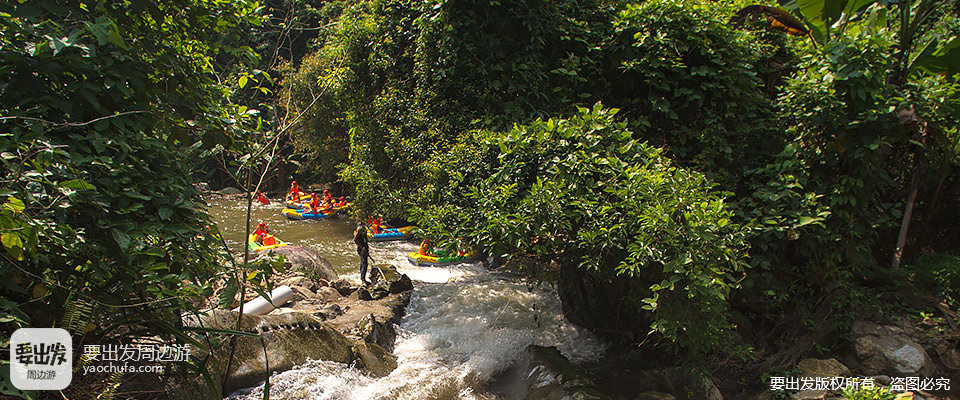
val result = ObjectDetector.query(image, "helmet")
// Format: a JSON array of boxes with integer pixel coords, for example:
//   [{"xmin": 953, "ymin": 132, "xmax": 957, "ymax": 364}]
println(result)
[
  {"xmin": 323, "ymin": 189, "xmax": 329, "ymax": 194},
  {"xmin": 257, "ymin": 220, "xmax": 265, "ymax": 226}
]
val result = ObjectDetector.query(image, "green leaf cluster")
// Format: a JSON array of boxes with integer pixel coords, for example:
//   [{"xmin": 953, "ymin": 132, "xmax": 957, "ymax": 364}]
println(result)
[
  {"xmin": 0, "ymin": 0, "xmax": 263, "ymax": 386},
  {"xmin": 412, "ymin": 104, "xmax": 749, "ymax": 356}
]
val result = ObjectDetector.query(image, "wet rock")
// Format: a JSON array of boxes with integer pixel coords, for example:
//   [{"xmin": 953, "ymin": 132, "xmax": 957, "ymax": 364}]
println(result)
[
  {"xmin": 174, "ymin": 310, "xmax": 354, "ymax": 397},
  {"xmin": 315, "ymin": 286, "xmax": 341, "ymax": 302},
  {"xmin": 369, "ymin": 264, "xmax": 413, "ymax": 294},
  {"xmin": 798, "ymin": 358, "xmax": 851, "ymax": 377},
  {"xmin": 352, "ymin": 341, "xmax": 398, "ymax": 378},
  {"xmin": 219, "ymin": 186, "xmax": 242, "ymax": 194},
  {"xmin": 557, "ymin": 258, "xmax": 651, "ymax": 342},
  {"xmin": 390, "ymin": 274, "xmax": 414, "ymax": 294},
  {"xmin": 359, "ymin": 265, "xmax": 412, "ymax": 300},
  {"xmin": 326, "ymin": 292, "xmax": 410, "ymax": 349},
  {"xmin": 331, "ymin": 279, "xmax": 355, "ymax": 296},
  {"xmin": 358, "ymin": 285, "xmax": 389, "ymax": 300},
  {"xmin": 631, "ymin": 367, "xmax": 723, "ymax": 400},
  {"xmin": 490, "ymin": 345, "xmax": 607, "ymax": 400},
  {"xmin": 934, "ymin": 342, "xmax": 960, "ymax": 370},
  {"xmin": 253, "ymin": 246, "xmax": 338, "ymax": 282},
  {"xmin": 852, "ymin": 321, "xmax": 936, "ymax": 376},
  {"xmin": 355, "ymin": 313, "xmax": 397, "ymax": 352}
]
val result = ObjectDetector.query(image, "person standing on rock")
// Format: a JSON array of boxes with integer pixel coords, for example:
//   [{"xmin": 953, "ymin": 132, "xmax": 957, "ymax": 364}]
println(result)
[{"xmin": 354, "ymin": 224, "xmax": 370, "ymax": 285}]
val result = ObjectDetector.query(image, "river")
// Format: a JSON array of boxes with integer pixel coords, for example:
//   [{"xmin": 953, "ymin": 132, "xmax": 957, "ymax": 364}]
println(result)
[{"xmin": 207, "ymin": 197, "xmax": 607, "ymax": 399}]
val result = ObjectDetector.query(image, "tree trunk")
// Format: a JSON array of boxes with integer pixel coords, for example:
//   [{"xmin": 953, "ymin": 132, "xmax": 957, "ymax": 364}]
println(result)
[{"xmin": 891, "ymin": 166, "xmax": 921, "ymax": 268}]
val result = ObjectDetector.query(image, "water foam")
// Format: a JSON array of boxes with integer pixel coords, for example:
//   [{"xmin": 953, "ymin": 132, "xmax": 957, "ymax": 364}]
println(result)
[{"xmin": 228, "ymin": 250, "xmax": 606, "ymax": 400}]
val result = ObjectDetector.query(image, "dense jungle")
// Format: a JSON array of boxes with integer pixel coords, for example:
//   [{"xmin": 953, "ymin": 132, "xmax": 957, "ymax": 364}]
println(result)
[{"xmin": 1, "ymin": 0, "xmax": 959, "ymax": 399}]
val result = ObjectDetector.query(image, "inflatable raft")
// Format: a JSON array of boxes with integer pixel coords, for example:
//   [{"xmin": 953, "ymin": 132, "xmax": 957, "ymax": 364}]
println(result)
[
  {"xmin": 248, "ymin": 233, "xmax": 288, "ymax": 252},
  {"xmin": 368, "ymin": 226, "xmax": 415, "ymax": 242},
  {"xmin": 406, "ymin": 250, "xmax": 478, "ymax": 266},
  {"xmin": 281, "ymin": 207, "xmax": 337, "ymax": 220},
  {"xmin": 284, "ymin": 194, "xmax": 312, "ymax": 209}
]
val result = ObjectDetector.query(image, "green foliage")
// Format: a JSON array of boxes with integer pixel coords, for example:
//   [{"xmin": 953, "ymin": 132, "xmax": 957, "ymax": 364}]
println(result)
[
  {"xmin": 285, "ymin": 0, "xmax": 617, "ymax": 218},
  {"xmin": 841, "ymin": 385, "xmax": 895, "ymax": 400},
  {"xmin": 606, "ymin": 0, "xmax": 782, "ymax": 187},
  {"xmin": 910, "ymin": 253, "xmax": 960, "ymax": 310},
  {"xmin": 414, "ymin": 104, "xmax": 749, "ymax": 355},
  {"xmin": 0, "ymin": 0, "xmax": 261, "ymax": 376}
]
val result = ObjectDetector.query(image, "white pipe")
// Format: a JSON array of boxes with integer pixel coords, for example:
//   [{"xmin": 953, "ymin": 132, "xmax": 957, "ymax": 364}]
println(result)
[{"xmin": 233, "ymin": 285, "xmax": 294, "ymax": 315}]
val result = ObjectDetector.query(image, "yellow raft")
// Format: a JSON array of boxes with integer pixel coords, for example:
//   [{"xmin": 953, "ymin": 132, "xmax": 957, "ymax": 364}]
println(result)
[
  {"xmin": 368, "ymin": 226, "xmax": 415, "ymax": 242},
  {"xmin": 281, "ymin": 207, "xmax": 337, "ymax": 220},
  {"xmin": 406, "ymin": 249, "xmax": 478, "ymax": 266},
  {"xmin": 248, "ymin": 233, "xmax": 288, "ymax": 252}
]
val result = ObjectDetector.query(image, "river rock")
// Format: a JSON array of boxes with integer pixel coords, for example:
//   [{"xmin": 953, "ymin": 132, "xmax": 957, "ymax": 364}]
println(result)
[
  {"xmin": 798, "ymin": 358, "xmax": 851, "ymax": 377},
  {"xmin": 331, "ymin": 279, "xmax": 355, "ymax": 296},
  {"xmin": 219, "ymin": 186, "xmax": 242, "ymax": 194},
  {"xmin": 316, "ymin": 286, "xmax": 342, "ymax": 302},
  {"xmin": 171, "ymin": 310, "xmax": 354, "ymax": 397},
  {"xmin": 352, "ymin": 341, "xmax": 398, "ymax": 378},
  {"xmin": 489, "ymin": 345, "xmax": 607, "ymax": 400},
  {"xmin": 194, "ymin": 182, "xmax": 210, "ymax": 192},
  {"xmin": 358, "ymin": 285, "xmax": 390, "ymax": 300},
  {"xmin": 852, "ymin": 321, "xmax": 935, "ymax": 376},
  {"xmin": 390, "ymin": 274, "xmax": 414, "ymax": 293},
  {"xmin": 369, "ymin": 264, "xmax": 414, "ymax": 293},
  {"xmin": 359, "ymin": 265, "xmax": 413, "ymax": 300},
  {"xmin": 253, "ymin": 245, "xmax": 338, "ymax": 282},
  {"xmin": 557, "ymin": 258, "xmax": 651, "ymax": 342},
  {"xmin": 355, "ymin": 313, "xmax": 397, "ymax": 352},
  {"xmin": 326, "ymin": 292, "xmax": 411, "ymax": 349},
  {"xmin": 632, "ymin": 367, "xmax": 724, "ymax": 400},
  {"xmin": 313, "ymin": 303, "xmax": 343, "ymax": 321}
]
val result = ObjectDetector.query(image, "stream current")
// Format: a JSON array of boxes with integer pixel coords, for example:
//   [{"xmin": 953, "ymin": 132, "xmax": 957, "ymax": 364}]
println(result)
[{"xmin": 208, "ymin": 197, "xmax": 606, "ymax": 399}]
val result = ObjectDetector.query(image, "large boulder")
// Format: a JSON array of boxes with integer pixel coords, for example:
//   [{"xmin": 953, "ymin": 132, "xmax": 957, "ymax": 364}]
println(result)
[
  {"xmin": 851, "ymin": 321, "xmax": 936, "ymax": 376},
  {"xmin": 358, "ymin": 264, "xmax": 413, "ymax": 300},
  {"xmin": 798, "ymin": 358, "xmax": 851, "ymax": 378},
  {"xmin": 253, "ymin": 245, "xmax": 338, "ymax": 282},
  {"xmin": 631, "ymin": 367, "xmax": 724, "ymax": 400},
  {"xmin": 355, "ymin": 313, "xmax": 397, "ymax": 352},
  {"xmin": 170, "ymin": 310, "xmax": 354, "ymax": 398},
  {"xmin": 489, "ymin": 345, "xmax": 607, "ymax": 400},
  {"xmin": 557, "ymin": 259, "xmax": 652, "ymax": 341},
  {"xmin": 352, "ymin": 341, "xmax": 398, "ymax": 378}
]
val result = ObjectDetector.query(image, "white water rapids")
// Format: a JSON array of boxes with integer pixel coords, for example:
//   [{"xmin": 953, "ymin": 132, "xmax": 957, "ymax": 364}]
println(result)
[{"xmin": 226, "ymin": 241, "xmax": 607, "ymax": 400}]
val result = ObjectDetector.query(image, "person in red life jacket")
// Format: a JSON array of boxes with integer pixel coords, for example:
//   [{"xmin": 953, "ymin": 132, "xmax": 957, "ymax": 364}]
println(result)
[
  {"xmin": 370, "ymin": 215, "xmax": 384, "ymax": 234},
  {"xmin": 419, "ymin": 239, "xmax": 433, "ymax": 256},
  {"xmin": 322, "ymin": 189, "xmax": 333, "ymax": 207},
  {"xmin": 309, "ymin": 193, "xmax": 321, "ymax": 213},
  {"xmin": 256, "ymin": 191, "xmax": 269, "ymax": 204},
  {"xmin": 287, "ymin": 181, "xmax": 301, "ymax": 201},
  {"xmin": 254, "ymin": 221, "xmax": 270, "ymax": 244},
  {"xmin": 337, "ymin": 196, "xmax": 347, "ymax": 207}
]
